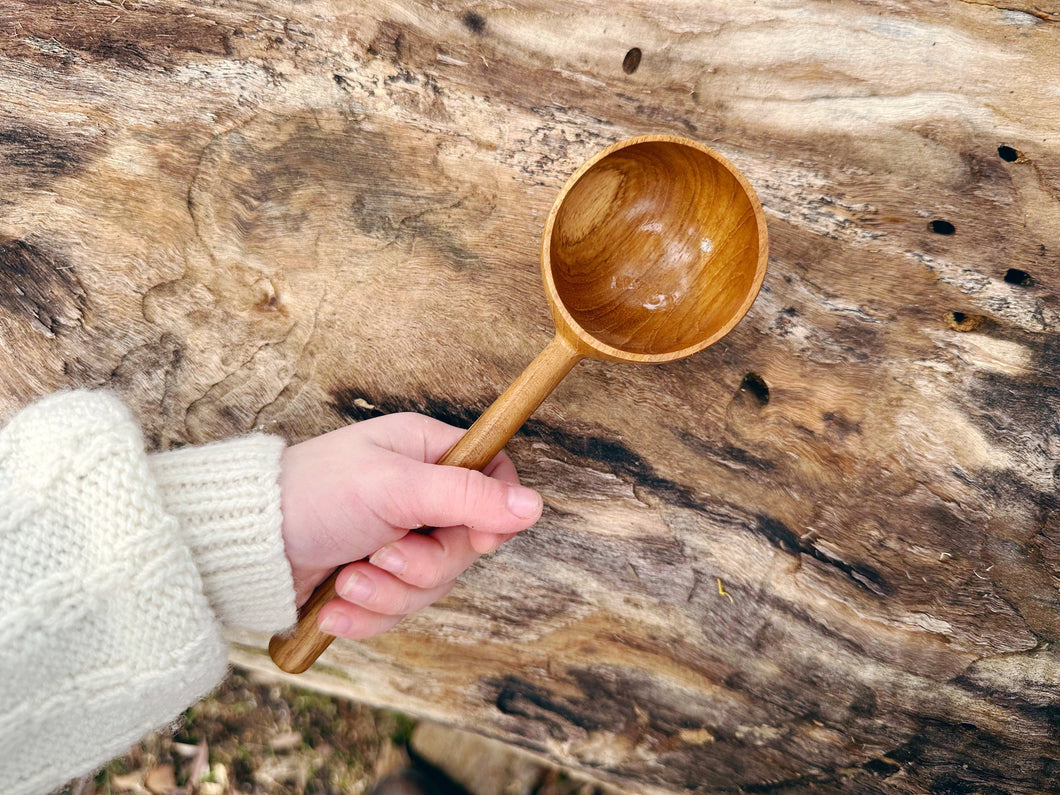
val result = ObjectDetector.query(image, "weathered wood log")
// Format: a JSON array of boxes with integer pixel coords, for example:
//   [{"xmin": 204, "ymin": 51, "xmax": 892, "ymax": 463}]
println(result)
[
  {"xmin": 1, "ymin": 2, "xmax": 1058, "ymax": 792},
  {"xmin": 271, "ymin": 134, "xmax": 772, "ymax": 673}
]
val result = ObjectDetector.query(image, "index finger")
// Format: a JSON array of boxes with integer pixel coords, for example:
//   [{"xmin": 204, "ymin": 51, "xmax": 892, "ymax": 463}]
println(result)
[{"xmin": 361, "ymin": 412, "xmax": 519, "ymax": 476}]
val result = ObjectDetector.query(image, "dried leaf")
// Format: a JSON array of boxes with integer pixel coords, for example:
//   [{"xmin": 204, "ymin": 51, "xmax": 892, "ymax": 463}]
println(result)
[
  {"xmin": 109, "ymin": 772, "xmax": 147, "ymax": 794},
  {"xmin": 170, "ymin": 742, "xmax": 200, "ymax": 760},
  {"xmin": 144, "ymin": 763, "xmax": 176, "ymax": 794},
  {"xmin": 186, "ymin": 740, "xmax": 209, "ymax": 785}
]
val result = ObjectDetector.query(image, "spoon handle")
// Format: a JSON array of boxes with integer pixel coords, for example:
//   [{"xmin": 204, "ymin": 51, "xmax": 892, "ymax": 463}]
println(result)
[
  {"xmin": 435, "ymin": 334, "xmax": 582, "ymax": 469},
  {"xmin": 268, "ymin": 334, "xmax": 583, "ymax": 674}
]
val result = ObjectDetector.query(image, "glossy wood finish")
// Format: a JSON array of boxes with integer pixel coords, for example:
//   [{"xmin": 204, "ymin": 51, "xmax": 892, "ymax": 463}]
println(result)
[
  {"xmin": 545, "ymin": 136, "xmax": 768, "ymax": 362},
  {"xmin": 268, "ymin": 570, "xmax": 341, "ymax": 674},
  {"xmin": 268, "ymin": 136, "xmax": 768, "ymax": 673}
]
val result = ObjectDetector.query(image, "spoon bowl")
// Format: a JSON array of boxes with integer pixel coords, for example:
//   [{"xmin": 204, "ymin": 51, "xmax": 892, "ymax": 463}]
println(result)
[
  {"xmin": 545, "ymin": 135, "xmax": 767, "ymax": 361},
  {"xmin": 269, "ymin": 135, "xmax": 768, "ymax": 674}
]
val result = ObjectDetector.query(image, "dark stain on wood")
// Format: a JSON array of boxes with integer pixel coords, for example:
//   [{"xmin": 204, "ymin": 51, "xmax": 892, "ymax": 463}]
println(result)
[
  {"xmin": 848, "ymin": 683, "xmax": 878, "ymax": 717},
  {"xmin": 367, "ymin": 20, "xmax": 411, "ymax": 62},
  {"xmin": 68, "ymin": 34, "xmax": 152, "ymax": 69},
  {"xmin": 447, "ymin": 573, "xmax": 587, "ymax": 629},
  {"xmin": 972, "ymin": 346, "xmax": 1060, "ymax": 449},
  {"xmin": 753, "ymin": 513, "xmax": 801, "ymax": 554},
  {"xmin": 195, "ymin": 113, "xmax": 484, "ymax": 272},
  {"xmin": 0, "ymin": 238, "xmax": 86, "ymax": 335},
  {"xmin": 491, "ymin": 666, "xmax": 727, "ymax": 761},
  {"xmin": 0, "ymin": 122, "xmax": 100, "ymax": 189},
  {"xmin": 332, "ymin": 387, "xmax": 892, "ymax": 598},
  {"xmin": 6, "ymin": 5, "xmax": 234, "ymax": 68},
  {"xmin": 756, "ymin": 513, "xmax": 889, "ymax": 597},
  {"xmin": 462, "ymin": 11, "xmax": 487, "ymax": 35},
  {"xmin": 332, "ymin": 390, "xmax": 702, "ymax": 510},
  {"xmin": 331, "ymin": 389, "xmax": 478, "ymax": 427},
  {"xmin": 671, "ymin": 429, "xmax": 778, "ymax": 474},
  {"xmin": 492, "ymin": 673, "xmax": 631, "ymax": 738},
  {"xmin": 884, "ymin": 716, "xmax": 1051, "ymax": 794},
  {"xmin": 964, "ymin": 337, "xmax": 1060, "ymax": 521},
  {"xmin": 951, "ymin": 671, "xmax": 1060, "ymax": 739}
]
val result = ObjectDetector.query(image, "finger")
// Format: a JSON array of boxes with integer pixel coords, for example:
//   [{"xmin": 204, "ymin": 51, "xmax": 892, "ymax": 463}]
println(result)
[
  {"xmin": 291, "ymin": 566, "xmax": 338, "ymax": 608},
  {"xmin": 392, "ymin": 460, "xmax": 542, "ymax": 535},
  {"xmin": 335, "ymin": 561, "xmax": 455, "ymax": 616},
  {"xmin": 470, "ymin": 457, "xmax": 522, "ymax": 554},
  {"xmin": 467, "ymin": 530, "xmax": 518, "ymax": 555},
  {"xmin": 369, "ymin": 525, "xmax": 485, "ymax": 590},
  {"xmin": 360, "ymin": 413, "xmax": 522, "ymax": 476},
  {"xmin": 356, "ymin": 412, "xmax": 466, "ymax": 463},
  {"xmin": 318, "ymin": 599, "xmax": 404, "ymax": 640},
  {"xmin": 481, "ymin": 451, "xmax": 520, "ymax": 485}
]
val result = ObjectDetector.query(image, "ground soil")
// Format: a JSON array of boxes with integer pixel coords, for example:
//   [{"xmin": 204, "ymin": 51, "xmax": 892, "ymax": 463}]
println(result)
[{"xmin": 60, "ymin": 667, "xmax": 610, "ymax": 795}]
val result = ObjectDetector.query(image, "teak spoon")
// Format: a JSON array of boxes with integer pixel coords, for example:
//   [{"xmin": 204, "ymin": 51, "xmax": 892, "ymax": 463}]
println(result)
[{"xmin": 269, "ymin": 134, "xmax": 769, "ymax": 674}]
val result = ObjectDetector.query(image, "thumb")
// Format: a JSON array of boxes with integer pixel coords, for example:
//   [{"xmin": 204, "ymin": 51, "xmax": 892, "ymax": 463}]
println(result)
[{"xmin": 398, "ymin": 461, "xmax": 543, "ymax": 534}]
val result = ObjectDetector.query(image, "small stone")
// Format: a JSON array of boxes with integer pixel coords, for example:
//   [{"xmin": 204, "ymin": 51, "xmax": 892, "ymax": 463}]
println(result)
[
  {"xmin": 210, "ymin": 763, "xmax": 230, "ymax": 788},
  {"xmin": 269, "ymin": 731, "xmax": 303, "ymax": 752}
]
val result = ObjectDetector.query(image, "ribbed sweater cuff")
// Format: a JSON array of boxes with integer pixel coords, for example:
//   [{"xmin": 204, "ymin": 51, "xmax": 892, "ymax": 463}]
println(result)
[{"xmin": 148, "ymin": 435, "xmax": 297, "ymax": 634}]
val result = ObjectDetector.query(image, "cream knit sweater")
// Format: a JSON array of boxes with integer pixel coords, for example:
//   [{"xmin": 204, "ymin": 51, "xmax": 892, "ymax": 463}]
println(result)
[{"xmin": 0, "ymin": 391, "xmax": 297, "ymax": 794}]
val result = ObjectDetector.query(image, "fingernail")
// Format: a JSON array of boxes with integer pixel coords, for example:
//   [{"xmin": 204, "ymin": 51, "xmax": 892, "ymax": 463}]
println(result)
[
  {"xmin": 340, "ymin": 571, "xmax": 375, "ymax": 603},
  {"xmin": 320, "ymin": 613, "xmax": 351, "ymax": 636},
  {"xmin": 370, "ymin": 545, "xmax": 406, "ymax": 575},
  {"xmin": 483, "ymin": 534, "xmax": 508, "ymax": 553},
  {"xmin": 506, "ymin": 485, "xmax": 542, "ymax": 519}
]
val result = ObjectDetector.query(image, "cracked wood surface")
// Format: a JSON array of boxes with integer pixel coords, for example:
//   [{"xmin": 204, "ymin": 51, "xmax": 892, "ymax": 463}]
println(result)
[{"xmin": 1, "ymin": 1, "xmax": 1059, "ymax": 792}]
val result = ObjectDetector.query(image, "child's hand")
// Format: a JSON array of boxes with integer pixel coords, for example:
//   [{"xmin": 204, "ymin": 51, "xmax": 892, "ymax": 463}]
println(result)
[{"xmin": 278, "ymin": 413, "xmax": 542, "ymax": 639}]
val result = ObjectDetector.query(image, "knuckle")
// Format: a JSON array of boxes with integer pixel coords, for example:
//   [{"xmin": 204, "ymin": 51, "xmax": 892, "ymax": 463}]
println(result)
[
  {"xmin": 457, "ymin": 472, "xmax": 499, "ymax": 528},
  {"xmin": 339, "ymin": 614, "xmax": 388, "ymax": 640},
  {"xmin": 365, "ymin": 614, "xmax": 403, "ymax": 639},
  {"xmin": 408, "ymin": 566, "xmax": 446, "ymax": 590}
]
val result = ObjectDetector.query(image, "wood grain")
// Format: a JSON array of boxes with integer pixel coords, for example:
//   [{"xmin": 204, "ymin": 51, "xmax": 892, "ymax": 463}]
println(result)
[
  {"xmin": 1, "ymin": 1, "xmax": 1058, "ymax": 792},
  {"xmin": 544, "ymin": 135, "xmax": 768, "ymax": 361},
  {"xmin": 271, "ymin": 134, "xmax": 768, "ymax": 672}
]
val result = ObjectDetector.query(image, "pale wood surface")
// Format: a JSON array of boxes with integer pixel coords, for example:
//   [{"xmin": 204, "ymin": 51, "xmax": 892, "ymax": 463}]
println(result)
[{"xmin": 2, "ymin": 2, "xmax": 1059, "ymax": 793}]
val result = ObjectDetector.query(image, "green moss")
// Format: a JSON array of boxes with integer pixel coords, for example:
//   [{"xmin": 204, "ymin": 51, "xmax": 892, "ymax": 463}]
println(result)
[{"xmin": 388, "ymin": 711, "xmax": 417, "ymax": 746}]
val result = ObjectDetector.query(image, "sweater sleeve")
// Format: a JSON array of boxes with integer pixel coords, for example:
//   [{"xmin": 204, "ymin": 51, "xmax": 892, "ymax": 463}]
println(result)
[{"xmin": 0, "ymin": 391, "xmax": 297, "ymax": 795}]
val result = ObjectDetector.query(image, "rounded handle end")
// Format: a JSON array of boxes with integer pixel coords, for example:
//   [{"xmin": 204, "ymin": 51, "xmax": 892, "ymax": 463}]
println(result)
[{"xmin": 268, "ymin": 570, "xmax": 341, "ymax": 673}]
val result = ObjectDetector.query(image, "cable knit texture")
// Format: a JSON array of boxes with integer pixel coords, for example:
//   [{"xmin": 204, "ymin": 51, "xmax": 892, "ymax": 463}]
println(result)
[{"xmin": 0, "ymin": 391, "xmax": 296, "ymax": 794}]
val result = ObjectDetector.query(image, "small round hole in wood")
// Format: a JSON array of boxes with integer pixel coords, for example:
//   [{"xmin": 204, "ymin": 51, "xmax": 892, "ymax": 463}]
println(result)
[
  {"xmin": 945, "ymin": 311, "xmax": 985, "ymax": 332},
  {"xmin": 997, "ymin": 145, "xmax": 1019, "ymax": 162},
  {"xmin": 740, "ymin": 372, "xmax": 770, "ymax": 405},
  {"xmin": 623, "ymin": 47, "xmax": 642, "ymax": 74},
  {"xmin": 1004, "ymin": 268, "xmax": 1033, "ymax": 287}
]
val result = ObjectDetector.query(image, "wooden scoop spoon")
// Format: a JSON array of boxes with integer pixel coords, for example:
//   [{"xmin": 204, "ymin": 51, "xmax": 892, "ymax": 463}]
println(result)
[{"xmin": 269, "ymin": 134, "xmax": 769, "ymax": 673}]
